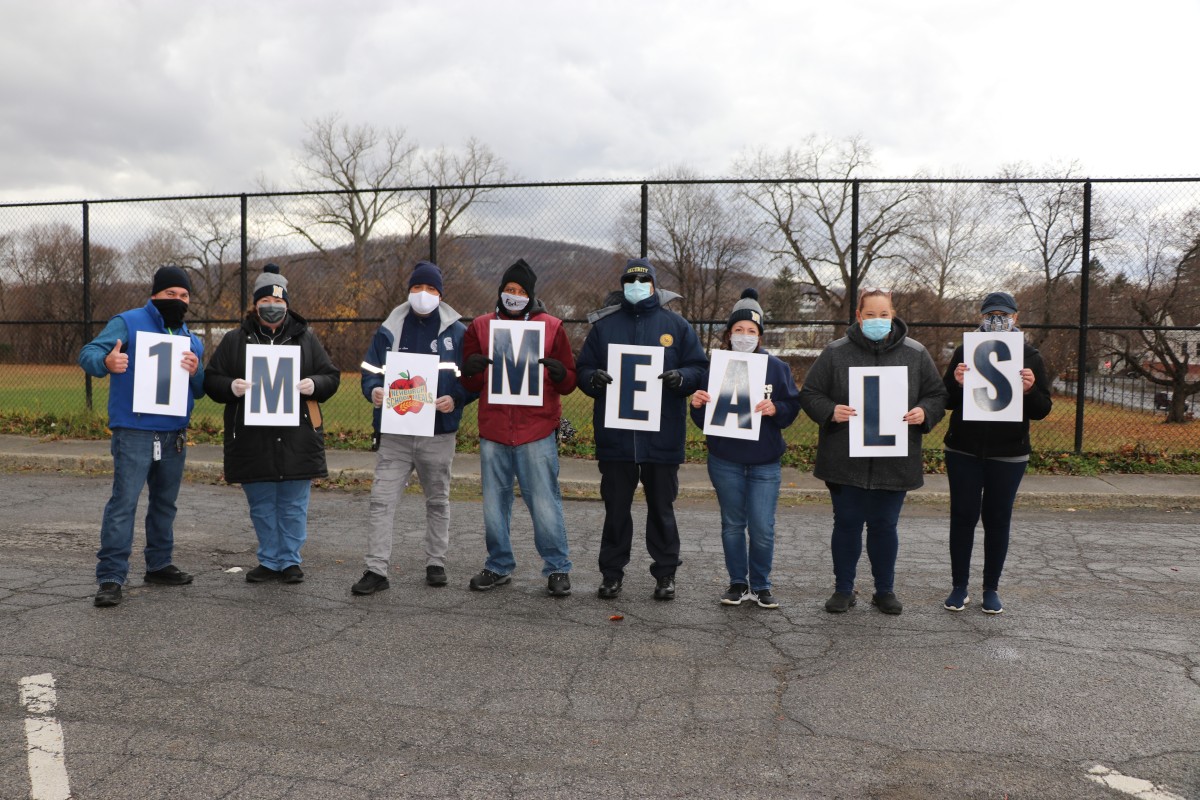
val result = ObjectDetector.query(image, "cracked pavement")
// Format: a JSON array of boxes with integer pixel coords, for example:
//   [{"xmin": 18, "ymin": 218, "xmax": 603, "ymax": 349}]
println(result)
[{"xmin": 1, "ymin": 472, "xmax": 1197, "ymax": 799}]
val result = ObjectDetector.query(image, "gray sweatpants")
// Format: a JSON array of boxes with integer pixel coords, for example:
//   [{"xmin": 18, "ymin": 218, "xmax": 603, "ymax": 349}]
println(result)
[{"xmin": 365, "ymin": 432, "xmax": 456, "ymax": 576}]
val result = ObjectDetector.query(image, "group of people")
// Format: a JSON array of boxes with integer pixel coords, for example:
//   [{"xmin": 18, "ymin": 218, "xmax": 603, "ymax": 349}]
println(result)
[{"xmin": 79, "ymin": 260, "xmax": 1052, "ymax": 617}]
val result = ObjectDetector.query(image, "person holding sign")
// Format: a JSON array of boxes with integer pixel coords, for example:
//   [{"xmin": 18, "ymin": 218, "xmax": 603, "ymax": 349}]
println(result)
[
  {"xmin": 800, "ymin": 287, "xmax": 947, "ymax": 616},
  {"xmin": 352, "ymin": 261, "xmax": 476, "ymax": 596},
  {"xmin": 459, "ymin": 259, "xmax": 577, "ymax": 596},
  {"xmin": 204, "ymin": 264, "xmax": 340, "ymax": 585},
  {"xmin": 78, "ymin": 265, "xmax": 205, "ymax": 607},
  {"xmin": 941, "ymin": 292, "xmax": 1052, "ymax": 615},
  {"xmin": 576, "ymin": 257, "xmax": 708, "ymax": 601},
  {"xmin": 690, "ymin": 289, "xmax": 800, "ymax": 610}
]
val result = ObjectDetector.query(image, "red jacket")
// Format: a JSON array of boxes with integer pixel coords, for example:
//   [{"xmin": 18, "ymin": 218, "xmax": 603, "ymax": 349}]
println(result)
[{"xmin": 460, "ymin": 306, "xmax": 577, "ymax": 446}]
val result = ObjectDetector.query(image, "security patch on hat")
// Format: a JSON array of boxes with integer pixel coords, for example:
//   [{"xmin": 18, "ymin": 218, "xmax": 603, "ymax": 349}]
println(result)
[
  {"xmin": 272, "ymin": 286, "xmax": 284, "ymax": 299},
  {"xmin": 659, "ymin": 333, "xmax": 674, "ymax": 347}
]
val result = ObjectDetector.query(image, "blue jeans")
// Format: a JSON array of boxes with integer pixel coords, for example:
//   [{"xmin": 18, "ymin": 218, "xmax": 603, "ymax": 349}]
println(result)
[
  {"xmin": 827, "ymin": 483, "xmax": 907, "ymax": 594},
  {"xmin": 480, "ymin": 434, "xmax": 572, "ymax": 576},
  {"xmin": 707, "ymin": 454, "xmax": 781, "ymax": 592},
  {"xmin": 945, "ymin": 450, "xmax": 1027, "ymax": 590},
  {"xmin": 242, "ymin": 479, "xmax": 312, "ymax": 570},
  {"xmin": 96, "ymin": 427, "xmax": 188, "ymax": 585}
]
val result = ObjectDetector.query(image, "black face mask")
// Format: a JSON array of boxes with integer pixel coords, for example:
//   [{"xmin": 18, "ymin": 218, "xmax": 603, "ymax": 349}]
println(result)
[
  {"xmin": 257, "ymin": 304, "xmax": 287, "ymax": 325},
  {"xmin": 152, "ymin": 298, "xmax": 188, "ymax": 329}
]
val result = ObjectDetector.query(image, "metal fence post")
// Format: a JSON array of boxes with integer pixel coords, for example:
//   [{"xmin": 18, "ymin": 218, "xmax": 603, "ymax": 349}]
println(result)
[
  {"xmin": 640, "ymin": 183, "xmax": 649, "ymax": 259},
  {"xmin": 82, "ymin": 202, "xmax": 92, "ymax": 412},
  {"xmin": 849, "ymin": 179, "xmax": 860, "ymax": 325},
  {"xmin": 239, "ymin": 194, "xmax": 248, "ymax": 313},
  {"xmin": 1074, "ymin": 180, "xmax": 1092, "ymax": 454},
  {"xmin": 429, "ymin": 187, "xmax": 438, "ymax": 263}
]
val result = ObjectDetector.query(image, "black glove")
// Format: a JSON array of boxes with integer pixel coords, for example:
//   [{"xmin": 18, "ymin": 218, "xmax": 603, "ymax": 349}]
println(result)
[
  {"xmin": 658, "ymin": 369, "xmax": 683, "ymax": 390},
  {"xmin": 461, "ymin": 353, "xmax": 492, "ymax": 378},
  {"xmin": 538, "ymin": 357, "xmax": 567, "ymax": 383},
  {"xmin": 590, "ymin": 369, "xmax": 613, "ymax": 391}
]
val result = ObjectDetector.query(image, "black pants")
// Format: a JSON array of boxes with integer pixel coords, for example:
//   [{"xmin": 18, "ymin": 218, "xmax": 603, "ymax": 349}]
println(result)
[
  {"xmin": 946, "ymin": 450, "xmax": 1027, "ymax": 590},
  {"xmin": 597, "ymin": 461, "xmax": 682, "ymax": 581}
]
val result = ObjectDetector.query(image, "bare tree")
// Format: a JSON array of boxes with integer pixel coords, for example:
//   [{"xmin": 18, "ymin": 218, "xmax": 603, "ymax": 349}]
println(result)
[
  {"xmin": 899, "ymin": 181, "xmax": 994, "ymax": 316},
  {"xmin": 735, "ymin": 136, "xmax": 921, "ymax": 320}
]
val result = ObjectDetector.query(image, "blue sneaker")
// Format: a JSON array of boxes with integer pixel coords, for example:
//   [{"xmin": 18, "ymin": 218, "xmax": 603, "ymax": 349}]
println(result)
[
  {"xmin": 944, "ymin": 586, "xmax": 970, "ymax": 611},
  {"xmin": 982, "ymin": 590, "xmax": 1004, "ymax": 614}
]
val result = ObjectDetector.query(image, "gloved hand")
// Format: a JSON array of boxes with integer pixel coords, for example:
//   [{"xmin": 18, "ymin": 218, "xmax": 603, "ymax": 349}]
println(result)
[
  {"xmin": 231, "ymin": 378, "xmax": 249, "ymax": 398},
  {"xmin": 538, "ymin": 357, "xmax": 567, "ymax": 383},
  {"xmin": 590, "ymin": 369, "xmax": 613, "ymax": 391},
  {"xmin": 462, "ymin": 353, "xmax": 492, "ymax": 378},
  {"xmin": 658, "ymin": 370, "xmax": 683, "ymax": 390},
  {"xmin": 297, "ymin": 378, "xmax": 315, "ymax": 396},
  {"xmin": 371, "ymin": 387, "xmax": 385, "ymax": 408}
]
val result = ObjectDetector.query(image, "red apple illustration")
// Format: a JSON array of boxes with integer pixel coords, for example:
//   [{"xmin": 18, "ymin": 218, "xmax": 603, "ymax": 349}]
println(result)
[{"xmin": 389, "ymin": 371, "xmax": 427, "ymax": 415}]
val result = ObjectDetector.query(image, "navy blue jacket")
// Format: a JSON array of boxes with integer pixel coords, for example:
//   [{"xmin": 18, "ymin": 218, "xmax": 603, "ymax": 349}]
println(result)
[
  {"xmin": 576, "ymin": 291, "xmax": 708, "ymax": 464},
  {"xmin": 690, "ymin": 349, "xmax": 802, "ymax": 465}
]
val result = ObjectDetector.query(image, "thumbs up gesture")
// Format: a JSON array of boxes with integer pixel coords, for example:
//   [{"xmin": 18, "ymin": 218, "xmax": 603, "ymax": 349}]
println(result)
[{"xmin": 105, "ymin": 339, "xmax": 128, "ymax": 374}]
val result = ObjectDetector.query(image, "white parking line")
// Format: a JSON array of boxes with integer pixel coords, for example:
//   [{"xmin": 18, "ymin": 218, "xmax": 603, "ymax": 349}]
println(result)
[
  {"xmin": 1088, "ymin": 764, "xmax": 1187, "ymax": 800},
  {"xmin": 18, "ymin": 673, "xmax": 72, "ymax": 800}
]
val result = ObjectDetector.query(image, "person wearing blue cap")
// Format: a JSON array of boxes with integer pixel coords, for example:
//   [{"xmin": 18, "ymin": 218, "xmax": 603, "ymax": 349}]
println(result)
[
  {"xmin": 941, "ymin": 291, "xmax": 1052, "ymax": 615},
  {"xmin": 78, "ymin": 265, "xmax": 205, "ymax": 607}
]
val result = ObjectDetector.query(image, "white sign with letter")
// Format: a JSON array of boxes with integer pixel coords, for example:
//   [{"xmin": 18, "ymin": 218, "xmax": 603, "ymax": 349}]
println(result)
[
  {"xmin": 703, "ymin": 350, "xmax": 768, "ymax": 441},
  {"xmin": 132, "ymin": 332, "xmax": 191, "ymax": 417},
  {"xmin": 604, "ymin": 344, "xmax": 664, "ymax": 432},
  {"xmin": 380, "ymin": 351, "xmax": 439, "ymax": 437},
  {"xmin": 848, "ymin": 366, "xmax": 908, "ymax": 457},
  {"xmin": 244, "ymin": 344, "xmax": 301, "ymax": 427},
  {"xmin": 962, "ymin": 331, "xmax": 1024, "ymax": 422},
  {"xmin": 488, "ymin": 320, "xmax": 545, "ymax": 407}
]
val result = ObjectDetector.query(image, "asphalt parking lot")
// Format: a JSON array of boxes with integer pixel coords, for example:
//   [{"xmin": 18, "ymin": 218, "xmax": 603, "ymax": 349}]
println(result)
[{"xmin": 1, "ymin": 468, "xmax": 1197, "ymax": 799}]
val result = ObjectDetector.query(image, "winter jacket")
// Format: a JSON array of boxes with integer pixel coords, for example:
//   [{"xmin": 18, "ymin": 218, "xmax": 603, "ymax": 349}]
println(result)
[
  {"xmin": 576, "ymin": 290, "xmax": 709, "ymax": 464},
  {"xmin": 78, "ymin": 301, "xmax": 205, "ymax": 431},
  {"xmin": 800, "ymin": 318, "xmax": 948, "ymax": 491},
  {"xmin": 459, "ymin": 300, "xmax": 577, "ymax": 446},
  {"xmin": 942, "ymin": 339, "xmax": 1053, "ymax": 459},
  {"xmin": 203, "ymin": 310, "xmax": 340, "ymax": 484},
  {"xmin": 690, "ymin": 349, "xmax": 802, "ymax": 465},
  {"xmin": 360, "ymin": 300, "xmax": 476, "ymax": 447}
]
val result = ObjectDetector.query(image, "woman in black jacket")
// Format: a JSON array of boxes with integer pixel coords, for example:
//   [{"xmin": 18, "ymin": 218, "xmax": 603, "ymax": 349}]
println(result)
[
  {"xmin": 941, "ymin": 292, "xmax": 1052, "ymax": 614},
  {"xmin": 203, "ymin": 265, "xmax": 340, "ymax": 584}
]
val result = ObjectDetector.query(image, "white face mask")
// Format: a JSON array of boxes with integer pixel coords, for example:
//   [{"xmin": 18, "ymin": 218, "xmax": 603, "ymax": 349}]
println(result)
[
  {"xmin": 409, "ymin": 290, "xmax": 441, "ymax": 316},
  {"xmin": 730, "ymin": 333, "xmax": 759, "ymax": 353},
  {"xmin": 501, "ymin": 292, "xmax": 528, "ymax": 314}
]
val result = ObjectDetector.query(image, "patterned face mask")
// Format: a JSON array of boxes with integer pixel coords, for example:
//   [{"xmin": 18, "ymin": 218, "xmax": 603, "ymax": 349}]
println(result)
[{"xmin": 983, "ymin": 314, "xmax": 1015, "ymax": 332}]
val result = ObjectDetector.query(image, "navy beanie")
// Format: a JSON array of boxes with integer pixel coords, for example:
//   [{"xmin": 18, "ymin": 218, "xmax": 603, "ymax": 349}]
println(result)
[
  {"xmin": 253, "ymin": 263, "xmax": 289, "ymax": 303},
  {"xmin": 727, "ymin": 288, "xmax": 765, "ymax": 333},
  {"xmin": 409, "ymin": 260, "xmax": 444, "ymax": 294},
  {"xmin": 152, "ymin": 265, "xmax": 191, "ymax": 295},
  {"xmin": 620, "ymin": 257, "xmax": 657, "ymax": 285}
]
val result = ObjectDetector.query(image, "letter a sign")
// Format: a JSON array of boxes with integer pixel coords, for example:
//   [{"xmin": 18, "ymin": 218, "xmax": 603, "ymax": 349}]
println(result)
[
  {"xmin": 488, "ymin": 320, "xmax": 545, "ymax": 406},
  {"xmin": 962, "ymin": 332, "xmax": 1024, "ymax": 422},
  {"xmin": 703, "ymin": 350, "xmax": 768, "ymax": 441},
  {"xmin": 244, "ymin": 344, "xmax": 301, "ymax": 426},
  {"xmin": 848, "ymin": 366, "xmax": 908, "ymax": 457}
]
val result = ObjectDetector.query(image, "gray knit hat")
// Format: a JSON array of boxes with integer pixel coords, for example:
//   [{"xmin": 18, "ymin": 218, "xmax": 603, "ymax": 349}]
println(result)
[
  {"xmin": 727, "ymin": 288, "xmax": 764, "ymax": 333},
  {"xmin": 253, "ymin": 263, "xmax": 288, "ymax": 303}
]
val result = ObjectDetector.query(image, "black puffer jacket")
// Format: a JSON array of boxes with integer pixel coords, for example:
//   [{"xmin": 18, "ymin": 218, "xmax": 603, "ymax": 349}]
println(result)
[
  {"xmin": 203, "ymin": 310, "xmax": 340, "ymax": 484},
  {"xmin": 942, "ymin": 340, "xmax": 1053, "ymax": 458}
]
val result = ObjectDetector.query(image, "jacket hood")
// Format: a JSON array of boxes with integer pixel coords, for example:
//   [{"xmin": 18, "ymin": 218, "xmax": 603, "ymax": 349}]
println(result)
[
  {"xmin": 587, "ymin": 288, "xmax": 682, "ymax": 324},
  {"xmin": 847, "ymin": 316, "xmax": 910, "ymax": 352}
]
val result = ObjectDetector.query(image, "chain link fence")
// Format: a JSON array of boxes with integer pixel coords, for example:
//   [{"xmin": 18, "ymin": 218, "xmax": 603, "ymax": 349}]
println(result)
[{"xmin": 3, "ymin": 178, "xmax": 1200, "ymax": 454}]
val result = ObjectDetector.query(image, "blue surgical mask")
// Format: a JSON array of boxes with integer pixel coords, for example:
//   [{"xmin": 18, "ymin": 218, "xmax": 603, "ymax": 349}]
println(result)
[
  {"xmin": 860, "ymin": 318, "xmax": 892, "ymax": 342},
  {"xmin": 623, "ymin": 281, "xmax": 653, "ymax": 304}
]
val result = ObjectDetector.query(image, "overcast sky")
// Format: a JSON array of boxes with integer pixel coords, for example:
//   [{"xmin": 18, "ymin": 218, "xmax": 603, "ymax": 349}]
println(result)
[{"xmin": 2, "ymin": 0, "xmax": 1197, "ymax": 204}]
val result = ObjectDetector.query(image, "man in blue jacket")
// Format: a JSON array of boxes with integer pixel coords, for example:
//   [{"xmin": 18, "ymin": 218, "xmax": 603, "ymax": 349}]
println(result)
[
  {"xmin": 78, "ymin": 265, "xmax": 205, "ymax": 607},
  {"xmin": 576, "ymin": 258, "xmax": 708, "ymax": 600},
  {"xmin": 352, "ymin": 261, "xmax": 476, "ymax": 595}
]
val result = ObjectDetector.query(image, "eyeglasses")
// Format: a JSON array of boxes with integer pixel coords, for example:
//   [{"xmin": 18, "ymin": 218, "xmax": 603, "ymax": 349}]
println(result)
[
  {"xmin": 858, "ymin": 286, "xmax": 892, "ymax": 298},
  {"xmin": 622, "ymin": 275, "xmax": 653, "ymax": 284}
]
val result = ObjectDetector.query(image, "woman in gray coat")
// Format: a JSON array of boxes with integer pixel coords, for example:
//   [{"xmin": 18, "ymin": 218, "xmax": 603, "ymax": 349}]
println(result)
[{"xmin": 800, "ymin": 288, "xmax": 948, "ymax": 615}]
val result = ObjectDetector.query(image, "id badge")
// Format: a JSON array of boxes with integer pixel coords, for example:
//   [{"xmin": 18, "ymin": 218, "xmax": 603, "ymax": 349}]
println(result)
[{"xmin": 153, "ymin": 435, "xmax": 162, "ymax": 462}]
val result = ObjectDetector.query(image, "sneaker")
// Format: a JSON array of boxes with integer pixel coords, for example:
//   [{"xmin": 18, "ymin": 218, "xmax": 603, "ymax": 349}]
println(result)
[
  {"xmin": 597, "ymin": 578, "xmax": 622, "ymax": 599},
  {"xmin": 824, "ymin": 591, "xmax": 857, "ymax": 613},
  {"xmin": 982, "ymin": 590, "xmax": 1004, "ymax": 614},
  {"xmin": 469, "ymin": 569, "xmax": 511, "ymax": 591},
  {"xmin": 351, "ymin": 570, "xmax": 389, "ymax": 596},
  {"xmin": 944, "ymin": 586, "xmax": 970, "ymax": 612},
  {"xmin": 871, "ymin": 591, "xmax": 903, "ymax": 615},
  {"xmin": 246, "ymin": 565, "xmax": 281, "ymax": 583},
  {"xmin": 425, "ymin": 565, "xmax": 448, "ymax": 587},
  {"xmin": 653, "ymin": 575, "xmax": 676, "ymax": 601},
  {"xmin": 94, "ymin": 582, "xmax": 122, "ymax": 607},
  {"xmin": 755, "ymin": 589, "xmax": 780, "ymax": 610},
  {"xmin": 143, "ymin": 565, "xmax": 193, "ymax": 586},
  {"xmin": 547, "ymin": 573, "xmax": 571, "ymax": 597},
  {"xmin": 280, "ymin": 565, "xmax": 305, "ymax": 584},
  {"xmin": 720, "ymin": 583, "xmax": 752, "ymax": 606}
]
